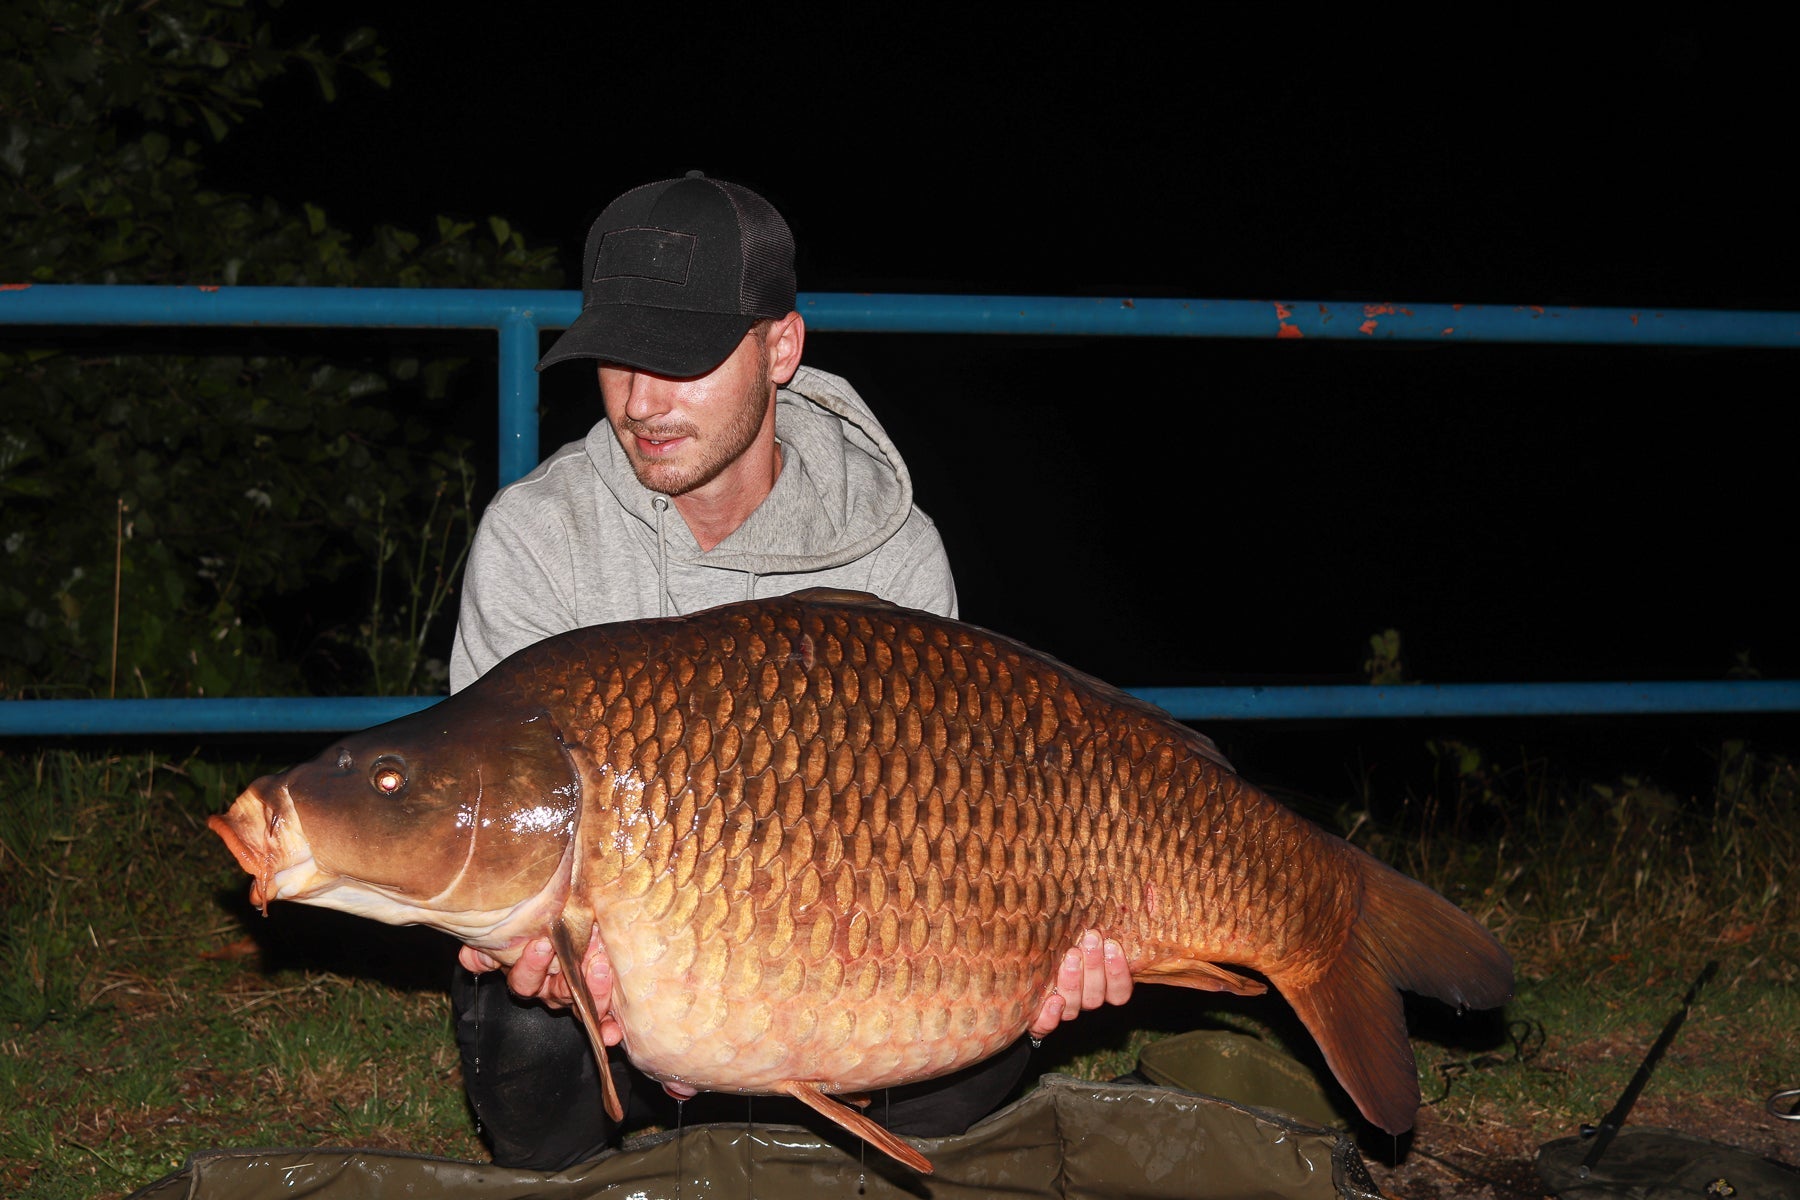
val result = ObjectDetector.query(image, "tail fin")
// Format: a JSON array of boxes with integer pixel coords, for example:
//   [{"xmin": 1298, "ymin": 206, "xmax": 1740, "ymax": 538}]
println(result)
[{"xmin": 1282, "ymin": 851, "xmax": 1513, "ymax": 1134}]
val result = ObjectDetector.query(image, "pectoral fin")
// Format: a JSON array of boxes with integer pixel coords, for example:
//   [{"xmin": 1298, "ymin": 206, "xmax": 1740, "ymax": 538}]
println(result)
[
  {"xmin": 549, "ymin": 920, "xmax": 623, "ymax": 1123},
  {"xmin": 1133, "ymin": 958, "xmax": 1269, "ymax": 996},
  {"xmin": 776, "ymin": 1080, "xmax": 933, "ymax": 1175}
]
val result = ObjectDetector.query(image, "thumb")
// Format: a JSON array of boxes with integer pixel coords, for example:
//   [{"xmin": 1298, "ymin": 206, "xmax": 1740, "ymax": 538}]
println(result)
[{"xmin": 458, "ymin": 944, "xmax": 499, "ymax": 974}]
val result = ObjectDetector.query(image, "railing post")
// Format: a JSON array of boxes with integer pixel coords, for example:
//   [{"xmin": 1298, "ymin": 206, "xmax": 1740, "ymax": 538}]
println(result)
[{"xmin": 496, "ymin": 311, "xmax": 541, "ymax": 485}]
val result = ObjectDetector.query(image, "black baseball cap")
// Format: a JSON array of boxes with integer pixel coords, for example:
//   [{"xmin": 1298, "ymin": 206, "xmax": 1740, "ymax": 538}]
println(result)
[{"xmin": 536, "ymin": 172, "xmax": 797, "ymax": 378}]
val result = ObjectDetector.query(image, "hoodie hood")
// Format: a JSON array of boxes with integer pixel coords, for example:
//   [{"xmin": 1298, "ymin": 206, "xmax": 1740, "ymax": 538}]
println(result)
[{"xmin": 583, "ymin": 365, "xmax": 917, "ymax": 575}]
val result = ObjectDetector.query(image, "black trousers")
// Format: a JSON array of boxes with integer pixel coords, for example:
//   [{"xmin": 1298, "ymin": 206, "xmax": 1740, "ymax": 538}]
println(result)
[{"xmin": 451, "ymin": 965, "xmax": 1034, "ymax": 1171}]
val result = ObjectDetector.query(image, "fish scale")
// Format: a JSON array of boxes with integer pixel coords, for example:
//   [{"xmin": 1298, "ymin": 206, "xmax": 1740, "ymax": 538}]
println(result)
[{"xmin": 209, "ymin": 588, "xmax": 1512, "ymax": 1174}]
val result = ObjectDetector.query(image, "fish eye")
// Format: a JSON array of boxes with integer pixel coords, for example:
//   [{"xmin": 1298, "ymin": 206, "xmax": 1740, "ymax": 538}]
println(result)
[
  {"xmin": 370, "ymin": 756, "xmax": 408, "ymax": 796},
  {"xmin": 336, "ymin": 747, "xmax": 353, "ymax": 770}
]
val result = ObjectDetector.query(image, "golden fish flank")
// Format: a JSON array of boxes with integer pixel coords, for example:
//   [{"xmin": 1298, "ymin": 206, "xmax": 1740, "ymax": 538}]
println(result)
[
  {"xmin": 209, "ymin": 588, "xmax": 1513, "ymax": 1175},
  {"xmin": 587, "ymin": 634, "xmax": 1048, "ymax": 1095}
]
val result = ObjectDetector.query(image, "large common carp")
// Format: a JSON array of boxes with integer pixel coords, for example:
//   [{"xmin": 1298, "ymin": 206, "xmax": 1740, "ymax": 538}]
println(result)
[{"xmin": 210, "ymin": 589, "xmax": 1512, "ymax": 1172}]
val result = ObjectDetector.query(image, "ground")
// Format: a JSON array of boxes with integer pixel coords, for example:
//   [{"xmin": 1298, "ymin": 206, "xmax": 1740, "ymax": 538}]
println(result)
[{"xmin": 1363, "ymin": 1094, "xmax": 1799, "ymax": 1199}]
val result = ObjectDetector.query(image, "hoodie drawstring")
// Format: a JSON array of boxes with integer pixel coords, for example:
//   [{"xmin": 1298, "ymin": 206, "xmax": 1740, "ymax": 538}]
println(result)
[
  {"xmin": 652, "ymin": 496, "xmax": 763, "ymax": 613},
  {"xmin": 652, "ymin": 495, "xmax": 672, "ymax": 618}
]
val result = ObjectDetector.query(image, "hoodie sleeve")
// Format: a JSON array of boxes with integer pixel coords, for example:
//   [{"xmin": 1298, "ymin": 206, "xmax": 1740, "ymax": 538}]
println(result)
[
  {"xmin": 448, "ymin": 504, "xmax": 582, "ymax": 692},
  {"xmin": 864, "ymin": 508, "xmax": 959, "ymax": 619}
]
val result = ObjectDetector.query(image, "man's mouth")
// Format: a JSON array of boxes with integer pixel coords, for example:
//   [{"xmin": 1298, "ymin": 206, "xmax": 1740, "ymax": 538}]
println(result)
[
  {"xmin": 628, "ymin": 424, "xmax": 692, "ymax": 457},
  {"xmin": 636, "ymin": 434, "xmax": 685, "ymax": 456}
]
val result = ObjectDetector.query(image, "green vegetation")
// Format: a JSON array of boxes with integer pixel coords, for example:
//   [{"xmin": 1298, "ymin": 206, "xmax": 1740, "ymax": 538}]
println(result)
[
  {"xmin": 0, "ymin": 0, "xmax": 559, "ymax": 701},
  {"xmin": 0, "ymin": 747, "xmax": 481, "ymax": 1197}
]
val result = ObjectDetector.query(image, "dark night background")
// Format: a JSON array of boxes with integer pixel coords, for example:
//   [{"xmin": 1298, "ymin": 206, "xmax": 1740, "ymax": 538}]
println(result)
[{"xmin": 208, "ymin": 12, "xmax": 1796, "ymax": 794}]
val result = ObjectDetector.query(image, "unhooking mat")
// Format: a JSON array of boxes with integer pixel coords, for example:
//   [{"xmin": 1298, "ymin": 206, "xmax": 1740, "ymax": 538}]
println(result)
[
  {"xmin": 126, "ymin": 1074, "xmax": 1384, "ymax": 1200},
  {"xmin": 1537, "ymin": 1126, "xmax": 1800, "ymax": 1200}
]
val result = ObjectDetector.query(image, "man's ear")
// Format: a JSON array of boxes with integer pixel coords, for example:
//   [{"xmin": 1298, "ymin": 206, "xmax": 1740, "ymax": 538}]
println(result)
[{"xmin": 765, "ymin": 311, "xmax": 805, "ymax": 385}]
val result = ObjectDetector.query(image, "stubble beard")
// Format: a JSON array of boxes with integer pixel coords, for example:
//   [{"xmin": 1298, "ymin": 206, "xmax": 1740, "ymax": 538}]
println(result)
[{"xmin": 622, "ymin": 350, "xmax": 772, "ymax": 498}]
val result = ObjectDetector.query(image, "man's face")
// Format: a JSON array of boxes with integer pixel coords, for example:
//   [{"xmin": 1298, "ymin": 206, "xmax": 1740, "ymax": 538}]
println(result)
[{"xmin": 599, "ymin": 328, "xmax": 774, "ymax": 498}]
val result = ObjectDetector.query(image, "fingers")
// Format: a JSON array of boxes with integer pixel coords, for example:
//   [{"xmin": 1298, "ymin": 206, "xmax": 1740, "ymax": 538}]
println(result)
[
  {"xmin": 499, "ymin": 937, "xmax": 573, "ymax": 1008},
  {"xmin": 1101, "ymin": 937, "xmax": 1133, "ymax": 1006},
  {"xmin": 1026, "ymin": 990, "xmax": 1067, "ymax": 1040},
  {"xmin": 460, "ymin": 929, "xmax": 620, "ymax": 1023},
  {"xmin": 581, "ymin": 931, "xmax": 623, "ymax": 1043},
  {"xmin": 1031, "ymin": 930, "xmax": 1133, "ymax": 1040},
  {"xmin": 582, "ymin": 926, "xmax": 612, "ymax": 996},
  {"xmin": 1077, "ymin": 930, "xmax": 1107, "ymax": 1011}
]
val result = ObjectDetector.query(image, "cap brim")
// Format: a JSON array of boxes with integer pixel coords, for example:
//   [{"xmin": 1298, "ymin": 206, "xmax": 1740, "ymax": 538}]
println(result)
[{"xmin": 536, "ymin": 304, "xmax": 756, "ymax": 378}]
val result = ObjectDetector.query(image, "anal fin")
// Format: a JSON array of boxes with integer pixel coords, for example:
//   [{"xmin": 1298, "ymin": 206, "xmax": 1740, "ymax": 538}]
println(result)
[
  {"xmin": 1133, "ymin": 958, "xmax": 1269, "ymax": 996},
  {"xmin": 776, "ymin": 1080, "xmax": 933, "ymax": 1175},
  {"xmin": 548, "ymin": 921, "xmax": 623, "ymax": 1123}
]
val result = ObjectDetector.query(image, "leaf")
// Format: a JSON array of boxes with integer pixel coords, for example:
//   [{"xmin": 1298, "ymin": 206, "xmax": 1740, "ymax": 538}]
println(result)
[
  {"xmin": 0, "ymin": 122, "xmax": 28, "ymax": 177},
  {"xmin": 435, "ymin": 215, "xmax": 474, "ymax": 243},
  {"xmin": 309, "ymin": 58, "xmax": 337, "ymax": 103},
  {"xmin": 197, "ymin": 104, "xmax": 229, "ymax": 142}
]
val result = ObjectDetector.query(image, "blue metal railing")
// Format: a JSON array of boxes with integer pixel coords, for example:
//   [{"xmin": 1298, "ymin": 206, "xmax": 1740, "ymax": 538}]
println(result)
[
  {"xmin": 7, "ymin": 681, "xmax": 1800, "ymax": 738},
  {"xmin": 4, "ymin": 283, "xmax": 1797, "ymax": 736}
]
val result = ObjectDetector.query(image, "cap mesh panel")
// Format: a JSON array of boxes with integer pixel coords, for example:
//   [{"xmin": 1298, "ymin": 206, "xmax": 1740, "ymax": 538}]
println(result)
[{"xmin": 719, "ymin": 184, "xmax": 796, "ymax": 317}]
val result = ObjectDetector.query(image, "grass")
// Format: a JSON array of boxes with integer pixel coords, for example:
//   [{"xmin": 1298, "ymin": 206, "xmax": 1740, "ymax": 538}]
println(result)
[
  {"xmin": 2, "ymin": 728, "xmax": 1797, "ymax": 1198},
  {"xmin": 0, "ymin": 747, "xmax": 480, "ymax": 1198}
]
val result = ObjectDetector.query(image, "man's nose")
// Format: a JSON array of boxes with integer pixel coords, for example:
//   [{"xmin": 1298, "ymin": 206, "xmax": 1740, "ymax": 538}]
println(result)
[{"xmin": 622, "ymin": 371, "xmax": 674, "ymax": 422}]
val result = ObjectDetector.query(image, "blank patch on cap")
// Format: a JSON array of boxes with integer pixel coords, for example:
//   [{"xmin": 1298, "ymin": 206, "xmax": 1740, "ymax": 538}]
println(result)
[{"xmin": 596, "ymin": 227, "xmax": 695, "ymax": 285}]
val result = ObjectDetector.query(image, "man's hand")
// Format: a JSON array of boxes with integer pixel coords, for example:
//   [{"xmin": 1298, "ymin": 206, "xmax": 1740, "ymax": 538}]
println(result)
[
  {"xmin": 458, "ymin": 932, "xmax": 623, "ymax": 1046},
  {"xmin": 1028, "ymin": 929, "xmax": 1133, "ymax": 1041}
]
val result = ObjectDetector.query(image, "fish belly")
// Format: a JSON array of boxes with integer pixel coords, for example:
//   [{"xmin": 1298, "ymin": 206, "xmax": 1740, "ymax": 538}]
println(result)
[{"xmin": 598, "ymin": 897, "xmax": 1058, "ymax": 1093}]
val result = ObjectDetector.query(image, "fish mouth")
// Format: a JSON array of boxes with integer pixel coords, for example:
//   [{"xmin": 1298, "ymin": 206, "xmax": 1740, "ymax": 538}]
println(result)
[{"xmin": 208, "ymin": 778, "xmax": 322, "ymax": 915}]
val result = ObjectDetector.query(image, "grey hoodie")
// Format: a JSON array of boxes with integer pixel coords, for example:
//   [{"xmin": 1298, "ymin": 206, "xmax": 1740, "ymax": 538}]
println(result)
[{"xmin": 449, "ymin": 366, "xmax": 957, "ymax": 692}]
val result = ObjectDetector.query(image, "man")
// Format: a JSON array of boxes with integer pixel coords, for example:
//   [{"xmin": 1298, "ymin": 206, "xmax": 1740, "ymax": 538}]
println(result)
[{"xmin": 448, "ymin": 172, "xmax": 1131, "ymax": 1170}]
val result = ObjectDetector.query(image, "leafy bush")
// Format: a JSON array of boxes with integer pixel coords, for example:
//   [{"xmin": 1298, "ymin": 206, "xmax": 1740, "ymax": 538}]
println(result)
[{"xmin": 0, "ymin": 0, "xmax": 562, "ymax": 698}]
